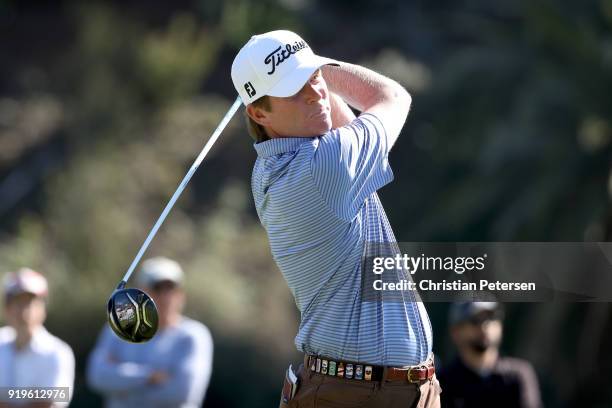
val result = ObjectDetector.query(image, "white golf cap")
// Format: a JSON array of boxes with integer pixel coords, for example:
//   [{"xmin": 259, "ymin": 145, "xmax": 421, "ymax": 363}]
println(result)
[
  {"xmin": 3, "ymin": 268, "xmax": 48, "ymax": 298},
  {"xmin": 231, "ymin": 30, "xmax": 338, "ymax": 106},
  {"xmin": 137, "ymin": 257, "xmax": 184, "ymax": 288}
]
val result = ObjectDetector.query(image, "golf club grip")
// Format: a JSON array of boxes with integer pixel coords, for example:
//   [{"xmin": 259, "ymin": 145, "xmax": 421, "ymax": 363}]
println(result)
[{"xmin": 121, "ymin": 96, "xmax": 243, "ymax": 283}]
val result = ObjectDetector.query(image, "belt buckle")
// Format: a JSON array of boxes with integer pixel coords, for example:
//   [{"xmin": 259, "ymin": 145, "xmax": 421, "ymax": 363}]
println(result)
[{"xmin": 406, "ymin": 365, "xmax": 427, "ymax": 383}]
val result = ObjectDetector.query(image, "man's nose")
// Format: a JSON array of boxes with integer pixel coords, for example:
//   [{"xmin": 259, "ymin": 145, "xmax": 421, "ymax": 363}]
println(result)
[
  {"xmin": 20, "ymin": 306, "xmax": 31, "ymax": 318},
  {"xmin": 303, "ymin": 83, "xmax": 324, "ymax": 104},
  {"xmin": 479, "ymin": 320, "xmax": 493, "ymax": 330}
]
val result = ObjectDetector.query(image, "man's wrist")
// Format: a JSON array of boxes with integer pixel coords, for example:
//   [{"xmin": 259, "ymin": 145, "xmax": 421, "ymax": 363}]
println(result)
[{"xmin": 329, "ymin": 91, "xmax": 356, "ymax": 128}]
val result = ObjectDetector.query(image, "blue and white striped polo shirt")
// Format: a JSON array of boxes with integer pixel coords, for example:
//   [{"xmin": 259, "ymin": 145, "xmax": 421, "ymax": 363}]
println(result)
[{"xmin": 252, "ymin": 113, "xmax": 432, "ymax": 366}]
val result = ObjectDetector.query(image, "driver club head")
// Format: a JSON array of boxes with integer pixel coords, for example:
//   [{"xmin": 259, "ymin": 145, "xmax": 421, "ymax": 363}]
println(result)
[{"xmin": 107, "ymin": 283, "xmax": 159, "ymax": 343}]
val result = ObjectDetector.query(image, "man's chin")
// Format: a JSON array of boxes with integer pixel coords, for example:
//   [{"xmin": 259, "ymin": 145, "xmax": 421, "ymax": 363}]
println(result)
[
  {"xmin": 317, "ymin": 119, "xmax": 333, "ymax": 134},
  {"xmin": 468, "ymin": 340, "xmax": 490, "ymax": 353},
  {"xmin": 300, "ymin": 118, "xmax": 332, "ymax": 136}
]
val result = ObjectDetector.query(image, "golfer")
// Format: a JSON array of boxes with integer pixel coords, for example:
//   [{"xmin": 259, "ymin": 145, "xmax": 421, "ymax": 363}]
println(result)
[{"xmin": 232, "ymin": 30, "xmax": 441, "ymax": 407}]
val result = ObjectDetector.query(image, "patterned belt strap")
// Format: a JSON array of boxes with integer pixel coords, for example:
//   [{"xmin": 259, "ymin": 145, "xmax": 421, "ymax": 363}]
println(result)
[{"xmin": 305, "ymin": 354, "xmax": 435, "ymax": 383}]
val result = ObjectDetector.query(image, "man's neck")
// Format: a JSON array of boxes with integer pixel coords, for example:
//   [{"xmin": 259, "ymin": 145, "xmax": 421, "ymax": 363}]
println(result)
[
  {"xmin": 158, "ymin": 314, "xmax": 181, "ymax": 330},
  {"xmin": 14, "ymin": 327, "xmax": 36, "ymax": 351}
]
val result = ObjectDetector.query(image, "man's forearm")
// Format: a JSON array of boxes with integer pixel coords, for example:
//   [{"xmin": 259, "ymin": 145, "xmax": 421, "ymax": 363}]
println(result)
[
  {"xmin": 322, "ymin": 61, "xmax": 411, "ymax": 146},
  {"xmin": 322, "ymin": 62, "xmax": 409, "ymax": 113}
]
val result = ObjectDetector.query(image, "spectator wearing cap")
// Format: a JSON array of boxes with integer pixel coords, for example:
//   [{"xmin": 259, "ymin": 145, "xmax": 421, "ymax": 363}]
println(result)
[
  {"xmin": 87, "ymin": 257, "xmax": 213, "ymax": 408},
  {"xmin": 438, "ymin": 302, "xmax": 542, "ymax": 408},
  {"xmin": 0, "ymin": 268, "xmax": 75, "ymax": 407}
]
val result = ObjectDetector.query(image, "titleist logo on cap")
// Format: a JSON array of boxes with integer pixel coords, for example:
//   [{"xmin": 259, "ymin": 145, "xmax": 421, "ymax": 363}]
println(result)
[{"xmin": 264, "ymin": 41, "xmax": 308, "ymax": 75}]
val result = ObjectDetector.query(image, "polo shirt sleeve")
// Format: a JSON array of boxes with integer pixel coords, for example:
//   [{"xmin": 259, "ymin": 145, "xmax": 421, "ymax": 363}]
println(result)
[{"xmin": 311, "ymin": 113, "xmax": 394, "ymax": 221}]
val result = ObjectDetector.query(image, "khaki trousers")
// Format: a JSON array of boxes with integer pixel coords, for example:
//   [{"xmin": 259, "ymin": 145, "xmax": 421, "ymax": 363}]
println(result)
[{"xmin": 280, "ymin": 363, "xmax": 442, "ymax": 408}]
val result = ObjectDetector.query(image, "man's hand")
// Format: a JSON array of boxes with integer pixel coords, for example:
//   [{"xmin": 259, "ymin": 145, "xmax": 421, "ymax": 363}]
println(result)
[{"xmin": 147, "ymin": 371, "xmax": 169, "ymax": 385}]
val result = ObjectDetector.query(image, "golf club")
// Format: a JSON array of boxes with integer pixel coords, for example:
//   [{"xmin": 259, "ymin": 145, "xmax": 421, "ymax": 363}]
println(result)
[{"xmin": 107, "ymin": 96, "xmax": 242, "ymax": 343}]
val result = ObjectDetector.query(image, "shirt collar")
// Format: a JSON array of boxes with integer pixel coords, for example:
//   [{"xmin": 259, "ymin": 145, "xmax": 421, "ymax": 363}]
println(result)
[
  {"xmin": 9, "ymin": 326, "xmax": 51, "ymax": 353},
  {"xmin": 29, "ymin": 326, "xmax": 51, "ymax": 352},
  {"xmin": 254, "ymin": 137, "xmax": 315, "ymax": 158}
]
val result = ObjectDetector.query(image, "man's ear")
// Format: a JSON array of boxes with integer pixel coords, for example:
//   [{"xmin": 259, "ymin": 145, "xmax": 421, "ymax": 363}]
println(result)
[{"xmin": 246, "ymin": 104, "xmax": 272, "ymax": 127}]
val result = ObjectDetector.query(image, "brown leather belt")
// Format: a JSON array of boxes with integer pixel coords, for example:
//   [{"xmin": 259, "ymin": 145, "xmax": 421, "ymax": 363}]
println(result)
[{"xmin": 305, "ymin": 354, "xmax": 435, "ymax": 383}]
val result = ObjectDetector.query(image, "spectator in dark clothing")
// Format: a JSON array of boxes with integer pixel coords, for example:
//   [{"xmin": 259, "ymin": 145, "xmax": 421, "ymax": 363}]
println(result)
[{"xmin": 438, "ymin": 302, "xmax": 542, "ymax": 408}]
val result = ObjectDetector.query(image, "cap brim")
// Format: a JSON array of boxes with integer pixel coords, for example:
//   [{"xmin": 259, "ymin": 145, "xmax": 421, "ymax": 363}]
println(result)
[
  {"xmin": 469, "ymin": 302, "xmax": 498, "ymax": 312},
  {"xmin": 267, "ymin": 56, "xmax": 339, "ymax": 98},
  {"xmin": 6, "ymin": 287, "xmax": 47, "ymax": 298},
  {"xmin": 141, "ymin": 277, "xmax": 182, "ymax": 288}
]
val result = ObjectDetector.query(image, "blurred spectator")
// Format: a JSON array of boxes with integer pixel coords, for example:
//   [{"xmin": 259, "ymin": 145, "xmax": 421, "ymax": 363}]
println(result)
[
  {"xmin": 87, "ymin": 257, "xmax": 213, "ymax": 408},
  {"xmin": 438, "ymin": 302, "xmax": 542, "ymax": 408},
  {"xmin": 0, "ymin": 268, "xmax": 75, "ymax": 407}
]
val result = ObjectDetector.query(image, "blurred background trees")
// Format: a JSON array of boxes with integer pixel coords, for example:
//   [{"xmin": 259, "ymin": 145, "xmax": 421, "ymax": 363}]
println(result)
[{"xmin": 1, "ymin": 0, "xmax": 611, "ymax": 406}]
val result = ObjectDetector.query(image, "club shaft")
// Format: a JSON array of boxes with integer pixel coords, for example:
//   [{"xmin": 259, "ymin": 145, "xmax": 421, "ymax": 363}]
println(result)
[{"xmin": 121, "ymin": 96, "xmax": 242, "ymax": 283}]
